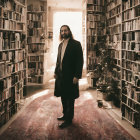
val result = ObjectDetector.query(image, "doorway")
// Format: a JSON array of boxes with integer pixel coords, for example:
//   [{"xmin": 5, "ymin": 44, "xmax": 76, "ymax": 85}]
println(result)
[{"xmin": 52, "ymin": 12, "xmax": 83, "ymax": 63}]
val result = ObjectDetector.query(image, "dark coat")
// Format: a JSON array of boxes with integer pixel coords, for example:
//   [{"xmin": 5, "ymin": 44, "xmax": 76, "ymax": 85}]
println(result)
[{"xmin": 54, "ymin": 38, "xmax": 84, "ymax": 99}]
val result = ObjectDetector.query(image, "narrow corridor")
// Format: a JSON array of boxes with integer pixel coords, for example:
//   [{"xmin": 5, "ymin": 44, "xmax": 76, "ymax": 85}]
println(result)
[{"xmin": 0, "ymin": 78, "xmax": 135, "ymax": 140}]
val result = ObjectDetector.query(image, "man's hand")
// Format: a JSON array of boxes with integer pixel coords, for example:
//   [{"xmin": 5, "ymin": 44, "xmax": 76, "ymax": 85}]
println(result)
[{"xmin": 73, "ymin": 77, "xmax": 79, "ymax": 84}]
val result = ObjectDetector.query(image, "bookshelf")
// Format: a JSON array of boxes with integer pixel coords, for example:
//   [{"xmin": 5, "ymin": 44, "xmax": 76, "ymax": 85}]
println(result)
[
  {"xmin": 121, "ymin": 0, "xmax": 140, "ymax": 129},
  {"xmin": 0, "ymin": 0, "xmax": 27, "ymax": 127},
  {"xmin": 86, "ymin": 0, "xmax": 106, "ymax": 87},
  {"xmin": 27, "ymin": 0, "xmax": 48, "ymax": 85},
  {"xmin": 106, "ymin": 0, "xmax": 122, "ymax": 106},
  {"xmin": 86, "ymin": 0, "xmax": 140, "ymax": 129}
]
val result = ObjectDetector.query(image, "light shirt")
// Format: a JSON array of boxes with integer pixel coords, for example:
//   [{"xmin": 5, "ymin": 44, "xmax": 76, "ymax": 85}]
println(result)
[{"xmin": 61, "ymin": 38, "xmax": 69, "ymax": 62}]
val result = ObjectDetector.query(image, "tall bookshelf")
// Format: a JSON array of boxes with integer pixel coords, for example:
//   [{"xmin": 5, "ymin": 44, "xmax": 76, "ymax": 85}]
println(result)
[
  {"xmin": 86, "ymin": 0, "xmax": 140, "ymax": 129},
  {"xmin": 27, "ymin": 0, "xmax": 48, "ymax": 85},
  {"xmin": 86, "ymin": 0, "xmax": 106, "ymax": 87},
  {"xmin": 106, "ymin": 0, "xmax": 122, "ymax": 106},
  {"xmin": 0, "ymin": 0, "xmax": 27, "ymax": 127},
  {"xmin": 121, "ymin": 0, "xmax": 140, "ymax": 129}
]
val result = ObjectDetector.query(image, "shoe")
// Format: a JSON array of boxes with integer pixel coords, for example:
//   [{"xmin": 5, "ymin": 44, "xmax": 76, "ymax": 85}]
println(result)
[
  {"xmin": 58, "ymin": 121, "xmax": 72, "ymax": 129},
  {"xmin": 57, "ymin": 116, "xmax": 65, "ymax": 121}
]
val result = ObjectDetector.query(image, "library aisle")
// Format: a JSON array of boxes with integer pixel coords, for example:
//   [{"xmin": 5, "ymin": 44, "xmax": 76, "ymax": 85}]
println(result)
[{"xmin": 0, "ymin": 78, "xmax": 137, "ymax": 140}]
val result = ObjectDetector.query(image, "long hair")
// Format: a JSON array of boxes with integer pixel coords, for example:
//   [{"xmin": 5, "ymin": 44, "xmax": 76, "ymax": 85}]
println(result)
[{"xmin": 59, "ymin": 25, "xmax": 74, "ymax": 41}]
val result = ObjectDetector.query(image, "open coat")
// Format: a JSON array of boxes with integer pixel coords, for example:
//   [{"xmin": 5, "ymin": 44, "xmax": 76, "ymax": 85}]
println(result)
[{"xmin": 54, "ymin": 39, "xmax": 84, "ymax": 99}]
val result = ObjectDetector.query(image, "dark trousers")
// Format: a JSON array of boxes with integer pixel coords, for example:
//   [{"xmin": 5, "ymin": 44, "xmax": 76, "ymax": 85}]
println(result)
[{"xmin": 61, "ymin": 97, "xmax": 75, "ymax": 122}]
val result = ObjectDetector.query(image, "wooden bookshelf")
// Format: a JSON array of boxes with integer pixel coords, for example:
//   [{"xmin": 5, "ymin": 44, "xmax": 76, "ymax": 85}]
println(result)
[
  {"xmin": 27, "ymin": 0, "xmax": 47, "ymax": 85},
  {"xmin": 86, "ymin": 0, "xmax": 140, "ymax": 129},
  {"xmin": 121, "ymin": 0, "xmax": 140, "ymax": 129},
  {"xmin": 0, "ymin": 0, "xmax": 27, "ymax": 127},
  {"xmin": 86, "ymin": 0, "xmax": 106, "ymax": 87}
]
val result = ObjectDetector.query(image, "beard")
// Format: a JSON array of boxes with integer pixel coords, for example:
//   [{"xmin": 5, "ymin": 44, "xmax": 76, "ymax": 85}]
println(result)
[{"xmin": 61, "ymin": 33, "xmax": 70, "ymax": 39}]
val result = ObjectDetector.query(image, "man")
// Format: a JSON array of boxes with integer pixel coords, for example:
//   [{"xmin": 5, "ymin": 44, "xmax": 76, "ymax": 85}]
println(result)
[{"xmin": 54, "ymin": 25, "xmax": 84, "ymax": 129}]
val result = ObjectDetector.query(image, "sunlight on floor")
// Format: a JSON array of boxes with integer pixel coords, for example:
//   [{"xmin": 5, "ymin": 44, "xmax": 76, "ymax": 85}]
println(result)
[{"xmin": 31, "ymin": 89, "xmax": 50, "ymax": 100}]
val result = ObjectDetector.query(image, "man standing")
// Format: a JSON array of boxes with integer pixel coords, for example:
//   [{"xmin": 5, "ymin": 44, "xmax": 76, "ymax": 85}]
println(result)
[{"xmin": 54, "ymin": 25, "xmax": 84, "ymax": 129}]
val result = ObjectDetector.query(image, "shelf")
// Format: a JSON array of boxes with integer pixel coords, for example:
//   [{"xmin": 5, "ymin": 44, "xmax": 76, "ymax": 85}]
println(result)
[
  {"xmin": 122, "ymin": 58, "xmax": 140, "ymax": 64},
  {"xmin": 122, "ymin": 15, "xmax": 140, "ymax": 23},
  {"xmin": 107, "ymin": 23, "xmax": 121, "ymax": 28},
  {"xmin": 122, "ymin": 29, "xmax": 140, "ymax": 33},
  {"xmin": 27, "ymin": 42, "xmax": 45, "ymax": 44},
  {"xmin": 87, "ymin": 10, "xmax": 103, "ymax": 13},
  {"xmin": 107, "ymin": 12, "xmax": 121, "ymax": 20},
  {"xmin": 27, "ymin": 11, "xmax": 46, "ymax": 13},
  {"xmin": 122, "ymin": 116, "xmax": 134, "ymax": 125},
  {"xmin": 122, "ymin": 93, "xmax": 140, "ymax": 106},
  {"xmin": 122, "ymin": 3, "xmax": 140, "ymax": 13},
  {"xmin": 0, "ymin": 48, "xmax": 25, "ymax": 52},
  {"xmin": 0, "ymin": 28, "xmax": 23, "ymax": 32},
  {"xmin": 107, "ymin": 3, "xmax": 121, "ymax": 13},
  {"xmin": 122, "ymin": 67, "xmax": 139, "ymax": 74},
  {"xmin": 121, "ymin": 102, "xmax": 139, "ymax": 113},
  {"xmin": 122, "ymin": 79, "xmax": 140, "ymax": 89},
  {"xmin": 122, "ymin": 49, "xmax": 140, "ymax": 53}
]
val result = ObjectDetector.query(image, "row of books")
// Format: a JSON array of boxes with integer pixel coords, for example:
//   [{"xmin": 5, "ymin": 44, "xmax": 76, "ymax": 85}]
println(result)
[
  {"xmin": 27, "ymin": 4, "xmax": 46, "ymax": 12},
  {"xmin": 114, "ymin": 50, "xmax": 121, "ymax": 59},
  {"xmin": 87, "ymin": 14, "xmax": 105, "ymax": 21},
  {"xmin": 28, "ymin": 68, "xmax": 44, "ymax": 76},
  {"xmin": 0, "ymin": 61, "xmax": 25, "ymax": 78},
  {"xmin": 28, "ymin": 62, "xmax": 43, "ymax": 69},
  {"xmin": 2, "ymin": 9, "xmax": 25, "ymax": 22},
  {"xmin": 122, "ymin": 59, "xmax": 140, "ymax": 73},
  {"xmin": 122, "ymin": 0, "xmax": 140, "ymax": 11},
  {"xmin": 122, "ymin": 50, "xmax": 140, "ymax": 61},
  {"xmin": 28, "ymin": 55, "xmax": 44, "ymax": 62},
  {"xmin": 0, "ymin": 19, "xmax": 25, "ymax": 31},
  {"xmin": 87, "ymin": 5, "xmax": 104, "ymax": 12},
  {"xmin": 122, "ymin": 69, "xmax": 140, "ymax": 86},
  {"xmin": 87, "ymin": 0, "xmax": 105, "ymax": 6},
  {"xmin": 122, "ymin": 94, "xmax": 140, "ymax": 112},
  {"xmin": 107, "ymin": 25, "xmax": 121, "ymax": 34},
  {"xmin": 106, "ymin": 0, "xmax": 121, "ymax": 12},
  {"xmin": 122, "ymin": 104, "xmax": 140, "ymax": 127},
  {"xmin": 87, "ymin": 36, "xmax": 105, "ymax": 44},
  {"xmin": 107, "ymin": 5, "xmax": 121, "ymax": 18},
  {"xmin": 0, "ymin": 50, "xmax": 25, "ymax": 62},
  {"xmin": 123, "ymin": 32, "xmax": 140, "ymax": 41},
  {"xmin": 0, "ymin": 103, "xmax": 18, "ymax": 127},
  {"xmin": 28, "ymin": 28, "xmax": 44, "ymax": 37},
  {"xmin": 107, "ymin": 34, "xmax": 121, "ymax": 43},
  {"xmin": 27, "ymin": 36, "xmax": 45, "ymax": 44},
  {"xmin": 28, "ymin": 75, "xmax": 43, "ymax": 84},
  {"xmin": 87, "ymin": 28, "xmax": 105, "ymax": 36},
  {"xmin": 0, "ymin": 80, "xmax": 24, "ymax": 101},
  {"xmin": 107, "ymin": 15, "xmax": 121, "ymax": 26},
  {"xmin": 126, "ymin": 84, "xmax": 140, "ymax": 101},
  {"xmin": 28, "ymin": 44, "xmax": 45, "ymax": 53},
  {"xmin": 0, "ymin": 32, "xmax": 20, "ymax": 40},
  {"xmin": 122, "ymin": 9, "xmax": 135, "ymax": 21},
  {"xmin": 122, "ymin": 42, "xmax": 140, "ymax": 52},
  {"xmin": 87, "ymin": 21, "xmax": 103, "ymax": 28},
  {"xmin": 0, "ymin": 71, "xmax": 26, "ymax": 92},
  {"xmin": 27, "ymin": 13, "xmax": 46, "ymax": 21},
  {"xmin": 122, "ymin": 18, "xmax": 140, "ymax": 31}
]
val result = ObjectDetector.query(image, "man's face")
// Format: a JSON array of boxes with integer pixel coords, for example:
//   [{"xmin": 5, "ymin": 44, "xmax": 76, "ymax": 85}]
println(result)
[{"xmin": 60, "ymin": 26, "xmax": 70, "ymax": 39}]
